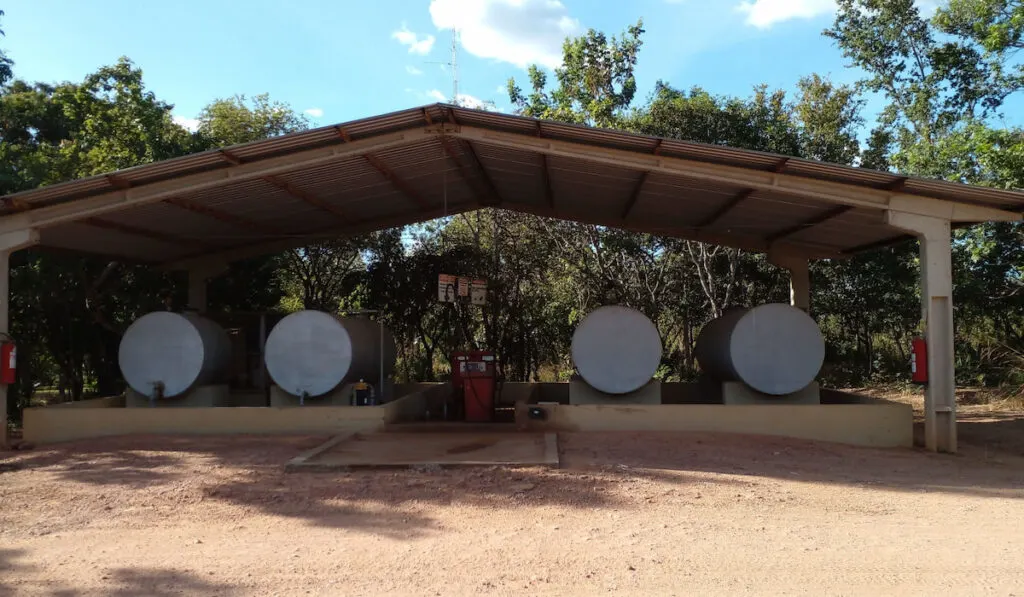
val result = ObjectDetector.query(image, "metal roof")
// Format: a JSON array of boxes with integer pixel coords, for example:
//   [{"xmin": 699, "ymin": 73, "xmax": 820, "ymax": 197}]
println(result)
[{"xmin": 2, "ymin": 102, "xmax": 1022, "ymax": 265}]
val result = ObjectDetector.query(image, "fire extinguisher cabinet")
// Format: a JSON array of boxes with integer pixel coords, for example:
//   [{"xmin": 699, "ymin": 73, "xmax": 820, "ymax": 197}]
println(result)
[{"xmin": 1, "ymin": 340, "xmax": 15, "ymax": 385}]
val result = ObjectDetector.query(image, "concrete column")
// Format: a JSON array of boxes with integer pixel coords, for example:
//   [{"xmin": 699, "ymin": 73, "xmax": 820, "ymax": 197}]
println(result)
[
  {"xmin": 0, "ymin": 229, "xmax": 40, "ymax": 449},
  {"xmin": 886, "ymin": 211, "xmax": 956, "ymax": 453},
  {"xmin": 769, "ymin": 251, "xmax": 811, "ymax": 312},
  {"xmin": 186, "ymin": 262, "xmax": 227, "ymax": 313}
]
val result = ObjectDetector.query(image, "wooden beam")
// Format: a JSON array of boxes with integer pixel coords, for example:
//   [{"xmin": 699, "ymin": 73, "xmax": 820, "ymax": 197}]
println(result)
[
  {"xmin": 163, "ymin": 197, "xmax": 276, "ymax": 233},
  {"xmin": 621, "ymin": 172, "xmax": 650, "ymax": 220},
  {"xmin": 773, "ymin": 157, "xmax": 790, "ymax": 173},
  {"xmin": 446, "ymin": 108, "xmax": 503, "ymax": 206},
  {"xmin": 459, "ymin": 139, "xmax": 503, "ymax": 206},
  {"xmin": 540, "ymin": 155, "xmax": 555, "ymax": 209},
  {"xmin": 422, "ymin": 107, "xmax": 434, "ymax": 126},
  {"xmin": 439, "ymin": 136, "xmax": 498, "ymax": 207},
  {"xmin": 219, "ymin": 149, "xmax": 243, "ymax": 166},
  {"xmin": 882, "ymin": 176, "xmax": 908, "ymax": 192},
  {"xmin": 331, "ymin": 124, "xmax": 430, "ymax": 211},
  {"xmin": 85, "ymin": 217, "xmax": 216, "ymax": 249},
  {"xmin": 697, "ymin": 189, "xmax": 755, "ymax": 228},
  {"xmin": 106, "ymin": 174, "xmax": 131, "ymax": 190},
  {"xmin": 842, "ymin": 234, "xmax": 914, "ymax": 254},
  {"xmin": 262, "ymin": 175, "xmax": 350, "ymax": 222},
  {"xmin": 162, "ymin": 203, "xmax": 472, "ymax": 269},
  {"xmin": 364, "ymin": 154, "xmax": 432, "ymax": 210},
  {"xmin": 535, "ymin": 121, "xmax": 554, "ymax": 208},
  {"xmin": 765, "ymin": 205, "xmax": 854, "ymax": 244},
  {"xmin": 621, "ymin": 140, "xmax": 662, "ymax": 220}
]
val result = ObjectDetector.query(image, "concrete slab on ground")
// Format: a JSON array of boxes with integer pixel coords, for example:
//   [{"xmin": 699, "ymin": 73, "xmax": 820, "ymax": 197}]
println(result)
[{"xmin": 287, "ymin": 430, "xmax": 559, "ymax": 471}]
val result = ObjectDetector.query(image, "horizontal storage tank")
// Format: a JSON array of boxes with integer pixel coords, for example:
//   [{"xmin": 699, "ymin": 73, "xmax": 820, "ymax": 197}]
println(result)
[
  {"xmin": 695, "ymin": 303, "xmax": 825, "ymax": 395},
  {"xmin": 264, "ymin": 311, "xmax": 396, "ymax": 398},
  {"xmin": 119, "ymin": 311, "xmax": 231, "ymax": 398},
  {"xmin": 571, "ymin": 305, "xmax": 662, "ymax": 395}
]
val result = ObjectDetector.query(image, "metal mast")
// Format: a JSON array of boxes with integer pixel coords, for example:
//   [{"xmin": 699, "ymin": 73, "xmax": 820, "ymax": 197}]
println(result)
[{"xmin": 450, "ymin": 29, "xmax": 460, "ymax": 104}]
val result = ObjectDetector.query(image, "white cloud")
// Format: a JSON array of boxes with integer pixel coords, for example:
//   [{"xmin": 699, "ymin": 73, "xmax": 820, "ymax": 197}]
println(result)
[
  {"xmin": 736, "ymin": 0, "xmax": 834, "ymax": 28},
  {"xmin": 304, "ymin": 108, "xmax": 324, "ymax": 118},
  {"xmin": 411, "ymin": 88, "xmax": 501, "ymax": 111},
  {"xmin": 495, "ymin": 84, "xmax": 506, "ymax": 94},
  {"xmin": 429, "ymin": 0, "xmax": 581, "ymax": 69},
  {"xmin": 392, "ymin": 23, "xmax": 436, "ymax": 55},
  {"xmin": 406, "ymin": 65, "xmax": 424, "ymax": 76},
  {"xmin": 172, "ymin": 115, "xmax": 200, "ymax": 132},
  {"xmin": 736, "ymin": 0, "xmax": 939, "ymax": 29},
  {"xmin": 455, "ymin": 93, "xmax": 498, "ymax": 111}
]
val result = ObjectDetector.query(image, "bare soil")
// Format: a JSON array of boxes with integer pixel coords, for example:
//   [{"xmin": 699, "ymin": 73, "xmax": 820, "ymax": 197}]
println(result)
[{"xmin": 2, "ymin": 420, "xmax": 1024, "ymax": 596}]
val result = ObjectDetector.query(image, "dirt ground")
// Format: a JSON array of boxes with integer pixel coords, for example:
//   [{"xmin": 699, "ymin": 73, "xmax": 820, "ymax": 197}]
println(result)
[{"xmin": 2, "ymin": 416, "xmax": 1024, "ymax": 596}]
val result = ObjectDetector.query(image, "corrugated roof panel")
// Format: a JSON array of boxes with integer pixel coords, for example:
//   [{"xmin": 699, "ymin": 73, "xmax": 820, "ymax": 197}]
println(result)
[
  {"xmin": 661, "ymin": 140, "xmax": 783, "ymax": 170},
  {"xmin": 5, "ymin": 102, "xmax": 1024, "ymax": 261},
  {"xmin": 783, "ymin": 160, "xmax": 897, "ymax": 188},
  {"xmin": 541, "ymin": 121, "xmax": 658, "ymax": 153},
  {"xmin": 117, "ymin": 152, "xmax": 227, "ymax": 185},
  {"xmin": 40, "ymin": 222, "xmax": 175, "ymax": 262},
  {"xmin": 98, "ymin": 201, "xmax": 244, "ymax": 244}
]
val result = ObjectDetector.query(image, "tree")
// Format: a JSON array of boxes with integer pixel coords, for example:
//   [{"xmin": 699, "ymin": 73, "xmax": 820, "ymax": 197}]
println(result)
[
  {"xmin": 196, "ymin": 94, "xmax": 309, "ymax": 146},
  {"xmin": 508, "ymin": 20, "xmax": 645, "ymax": 127},
  {"xmin": 0, "ymin": 10, "xmax": 12, "ymax": 86}
]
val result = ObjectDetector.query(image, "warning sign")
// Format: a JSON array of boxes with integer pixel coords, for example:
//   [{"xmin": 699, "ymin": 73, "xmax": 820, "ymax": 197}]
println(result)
[
  {"xmin": 457, "ymin": 276, "xmax": 471, "ymax": 297},
  {"xmin": 438, "ymin": 274, "xmax": 457, "ymax": 303},
  {"xmin": 470, "ymin": 279, "xmax": 487, "ymax": 305}
]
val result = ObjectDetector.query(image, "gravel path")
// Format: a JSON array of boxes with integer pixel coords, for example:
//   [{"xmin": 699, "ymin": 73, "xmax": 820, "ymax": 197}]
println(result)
[{"xmin": 2, "ymin": 424, "xmax": 1023, "ymax": 596}]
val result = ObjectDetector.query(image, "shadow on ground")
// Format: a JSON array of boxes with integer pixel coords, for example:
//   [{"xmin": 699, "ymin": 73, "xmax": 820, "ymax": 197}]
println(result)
[
  {"xmin": 2, "ymin": 418, "xmax": 1023, "ymax": 541},
  {"xmin": 1, "ymin": 434, "xmax": 715, "ymax": 539},
  {"xmin": 1, "ymin": 547, "xmax": 238, "ymax": 597}
]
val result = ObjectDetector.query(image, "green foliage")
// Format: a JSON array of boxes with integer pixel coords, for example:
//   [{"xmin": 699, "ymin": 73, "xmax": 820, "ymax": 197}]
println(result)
[
  {"xmin": 508, "ymin": 20, "xmax": 644, "ymax": 127},
  {"xmin": 196, "ymin": 94, "xmax": 309, "ymax": 146}
]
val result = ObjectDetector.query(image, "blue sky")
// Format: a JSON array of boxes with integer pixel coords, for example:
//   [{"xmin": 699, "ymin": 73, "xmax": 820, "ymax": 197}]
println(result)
[{"xmin": 0, "ymin": 0, "xmax": 942, "ymax": 131}]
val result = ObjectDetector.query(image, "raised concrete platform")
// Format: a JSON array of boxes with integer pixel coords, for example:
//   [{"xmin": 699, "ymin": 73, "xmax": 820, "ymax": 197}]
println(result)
[
  {"xmin": 126, "ymin": 384, "xmax": 231, "ymax": 408},
  {"xmin": 270, "ymin": 383, "xmax": 355, "ymax": 407},
  {"xmin": 722, "ymin": 381, "xmax": 821, "ymax": 405},
  {"xmin": 569, "ymin": 379, "xmax": 661, "ymax": 405},
  {"xmin": 287, "ymin": 430, "xmax": 560, "ymax": 471}
]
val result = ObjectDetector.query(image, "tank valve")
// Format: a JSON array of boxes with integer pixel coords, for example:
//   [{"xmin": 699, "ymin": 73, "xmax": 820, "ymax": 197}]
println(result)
[
  {"xmin": 149, "ymin": 381, "xmax": 165, "ymax": 407},
  {"xmin": 299, "ymin": 390, "xmax": 309, "ymax": 406}
]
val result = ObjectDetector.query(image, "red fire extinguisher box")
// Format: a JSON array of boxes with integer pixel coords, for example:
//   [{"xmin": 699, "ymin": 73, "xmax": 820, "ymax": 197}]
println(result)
[
  {"xmin": 911, "ymin": 337, "xmax": 927, "ymax": 384},
  {"xmin": 1, "ymin": 341, "xmax": 16, "ymax": 385}
]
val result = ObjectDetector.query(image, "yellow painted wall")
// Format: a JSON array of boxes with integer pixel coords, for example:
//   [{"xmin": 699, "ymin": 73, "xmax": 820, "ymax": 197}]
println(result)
[
  {"xmin": 22, "ymin": 406, "xmax": 386, "ymax": 444},
  {"xmin": 523, "ymin": 403, "xmax": 913, "ymax": 448},
  {"xmin": 47, "ymin": 395, "xmax": 126, "ymax": 408},
  {"xmin": 383, "ymin": 383, "xmax": 450, "ymax": 423},
  {"xmin": 22, "ymin": 383, "xmax": 451, "ymax": 444}
]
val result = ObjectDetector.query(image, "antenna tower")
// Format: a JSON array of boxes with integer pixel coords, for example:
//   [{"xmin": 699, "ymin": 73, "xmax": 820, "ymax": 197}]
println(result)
[{"xmin": 450, "ymin": 29, "xmax": 460, "ymax": 104}]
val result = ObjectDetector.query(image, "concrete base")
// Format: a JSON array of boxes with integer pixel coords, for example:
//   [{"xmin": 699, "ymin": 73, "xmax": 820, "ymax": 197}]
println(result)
[
  {"xmin": 722, "ymin": 381, "xmax": 821, "ymax": 405},
  {"xmin": 126, "ymin": 384, "xmax": 231, "ymax": 408},
  {"xmin": 569, "ymin": 380, "xmax": 661, "ymax": 405},
  {"xmin": 270, "ymin": 383, "xmax": 355, "ymax": 407}
]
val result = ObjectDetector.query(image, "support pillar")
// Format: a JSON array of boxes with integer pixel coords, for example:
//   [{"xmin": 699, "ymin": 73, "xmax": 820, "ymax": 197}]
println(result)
[
  {"xmin": 886, "ymin": 211, "xmax": 956, "ymax": 453},
  {"xmin": 186, "ymin": 262, "xmax": 227, "ymax": 313},
  {"xmin": 769, "ymin": 250, "xmax": 811, "ymax": 312},
  {"xmin": 0, "ymin": 229, "xmax": 40, "ymax": 449}
]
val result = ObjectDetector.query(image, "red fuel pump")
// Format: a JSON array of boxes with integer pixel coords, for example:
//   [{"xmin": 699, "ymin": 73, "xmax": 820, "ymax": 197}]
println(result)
[
  {"xmin": 451, "ymin": 351, "xmax": 496, "ymax": 422},
  {"xmin": 911, "ymin": 337, "xmax": 928, "ymax": 384}
]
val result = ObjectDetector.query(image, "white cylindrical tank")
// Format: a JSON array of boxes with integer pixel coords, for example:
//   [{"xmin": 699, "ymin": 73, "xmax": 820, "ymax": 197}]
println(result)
[
  {"xmin": 118, "ymin": 311, "xmax": 231, "ymax": 398},
  {"xmin": 263, "ymin": 311, "xmax": 397, "ymax": 398},
  {"xmin": 571, "ymin": 305, "xmax": 662, "ymax": 395},
  {"xmin": 695, "ymin": 303, "xmax": 825, "ymax": 395}
]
